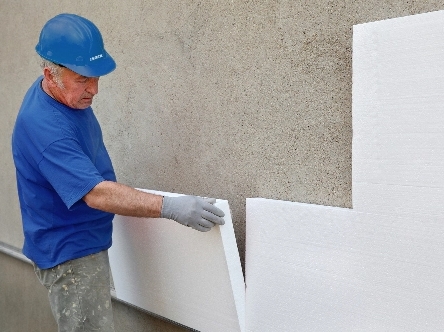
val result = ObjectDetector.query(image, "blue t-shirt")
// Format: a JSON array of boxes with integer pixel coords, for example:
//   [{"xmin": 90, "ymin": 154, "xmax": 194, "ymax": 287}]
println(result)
[{"xmin": 12, "ymin": 77, "xmax": 116, "ymax": 269}]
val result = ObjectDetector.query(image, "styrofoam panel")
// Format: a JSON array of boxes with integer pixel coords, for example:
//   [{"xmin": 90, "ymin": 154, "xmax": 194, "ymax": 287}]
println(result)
[
  {"xmin": 353, "ymin": 159, "xmax": 444, "ymax": 188},
  {"xmin": 353, "ymin": 100, "xmax": 444, "ymax": 135},
  {"xmin": 353, "ymin": 182, "xmax": 444, "ymax": 216},
  {"xmin": 109, "ymin": 189, "xmax": 245, "ymax": 332},
  {"xmin": 245, "ymin": 198, "xmax": 444, "ymax": 331},
  {"xmin": 352, "ymin": 10, "xmax": 444, "ymax": 213},
  {"xmin": 353, "ymin": 131, "xmax": 444, "ymax": 188}
]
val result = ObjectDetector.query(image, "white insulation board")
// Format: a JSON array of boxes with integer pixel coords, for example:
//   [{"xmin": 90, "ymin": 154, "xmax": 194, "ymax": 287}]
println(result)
[
  {"xmin": 352, "ymin": 10, "xmax": 444, "ymax": 215},
  {"xmin": 245, "ymin": 198, "xmax": 444, "ymax": 331},
  {"xmin": 109, "ymin": 189, "xmax": 245, "ymax": 332},
  {"xmin": 245, "ymin": 10, "xmax": 444, "ymax": 331}
]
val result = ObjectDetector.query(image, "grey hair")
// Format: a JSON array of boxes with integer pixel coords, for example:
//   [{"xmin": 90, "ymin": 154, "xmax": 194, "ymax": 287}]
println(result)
[{"xmin": 40, "ymin": 58, "xmax": 64, "ymax": 88}]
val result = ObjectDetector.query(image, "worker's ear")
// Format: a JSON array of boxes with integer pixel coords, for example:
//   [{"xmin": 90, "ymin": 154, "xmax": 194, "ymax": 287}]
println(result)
[{"xmin": 42, "ymin": 66, "xmax": 62, "ymax": 88}]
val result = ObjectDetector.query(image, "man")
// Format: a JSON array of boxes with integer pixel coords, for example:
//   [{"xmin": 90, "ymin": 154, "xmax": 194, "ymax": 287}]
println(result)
[{"xmin": 11, "ymin": 13, "xmax": 225, "ymax": 332}]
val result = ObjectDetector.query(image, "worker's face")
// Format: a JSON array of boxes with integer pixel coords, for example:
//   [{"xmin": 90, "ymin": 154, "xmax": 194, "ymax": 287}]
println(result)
[{"xmin": 49, "ymin": 67, "xmax": 100, "ymax": 109}]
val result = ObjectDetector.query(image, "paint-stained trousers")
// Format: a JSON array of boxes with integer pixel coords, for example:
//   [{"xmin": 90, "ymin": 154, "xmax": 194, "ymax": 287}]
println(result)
[{"xmin": 33, "ymin": 250, "xmax": 115, "ymax": 332}]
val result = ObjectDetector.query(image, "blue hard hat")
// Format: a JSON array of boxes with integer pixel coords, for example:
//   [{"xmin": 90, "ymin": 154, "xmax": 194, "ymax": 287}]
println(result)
[{"xmin": 35, "ymin": 13, "xmax": 116, "ymax": 77}]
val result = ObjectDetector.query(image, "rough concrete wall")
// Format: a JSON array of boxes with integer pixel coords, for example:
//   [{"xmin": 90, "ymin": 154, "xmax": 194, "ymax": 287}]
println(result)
[{"xmin": 2, "ymin": 1, "xmax": 444, "ymax": 331}]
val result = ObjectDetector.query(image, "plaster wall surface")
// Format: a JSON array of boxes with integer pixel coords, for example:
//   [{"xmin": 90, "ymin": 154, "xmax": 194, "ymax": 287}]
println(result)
[{"xmin": 2, "ymin": 1, "xmax": 444, "ymax": 331}]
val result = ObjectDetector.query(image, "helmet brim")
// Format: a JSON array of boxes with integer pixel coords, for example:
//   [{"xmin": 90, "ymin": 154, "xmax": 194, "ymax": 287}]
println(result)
[{"xmin": 61, "ymin": 51, "xmax": 116, "ymax": 77}]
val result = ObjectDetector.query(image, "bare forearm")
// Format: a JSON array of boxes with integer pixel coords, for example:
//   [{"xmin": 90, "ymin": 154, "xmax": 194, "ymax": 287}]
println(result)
[{"xmin": 83, "ymin": 181, "xmax": 163, "ymax": 218}]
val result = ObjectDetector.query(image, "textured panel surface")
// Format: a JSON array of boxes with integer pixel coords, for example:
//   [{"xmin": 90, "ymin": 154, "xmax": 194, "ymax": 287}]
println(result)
[
  {"xmin": 352, "ymin": 10, "xmax": 444, "ymax": 215},
  {"xmin": 109, "ymin": 189, "xmax": 245, "ymax": 332},
  {"xmin": 245, "ymin": 198, "xmax": 444, "ymax": 331}
]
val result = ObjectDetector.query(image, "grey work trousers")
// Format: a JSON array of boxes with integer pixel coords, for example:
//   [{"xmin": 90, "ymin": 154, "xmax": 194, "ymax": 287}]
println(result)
[{"xmin": 33, "ymin": 250, "xmax": 115, "ymax": 332}]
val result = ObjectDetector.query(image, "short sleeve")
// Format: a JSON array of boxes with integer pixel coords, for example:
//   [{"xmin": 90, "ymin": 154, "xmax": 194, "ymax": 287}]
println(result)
[{"xmin": 39, "ymin": 138, "xmax": 105, "ymax": 209}]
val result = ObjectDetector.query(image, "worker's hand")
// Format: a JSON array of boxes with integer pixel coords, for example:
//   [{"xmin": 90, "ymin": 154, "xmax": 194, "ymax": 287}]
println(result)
[{"xmin": 160, "ymin": 196, "xmax": 225, "ymax": 232}]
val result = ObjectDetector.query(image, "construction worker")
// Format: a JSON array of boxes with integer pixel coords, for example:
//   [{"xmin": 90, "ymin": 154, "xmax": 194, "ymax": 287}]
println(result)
[{"xmin": 11, "ymin": 13, "xmax": 224, "ymax": 332}]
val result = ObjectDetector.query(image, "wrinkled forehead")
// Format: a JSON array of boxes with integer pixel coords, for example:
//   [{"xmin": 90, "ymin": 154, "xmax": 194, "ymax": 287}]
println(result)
[{"xmin": 60, "ymin": 66, "xmax": 98, "ymax": 81}]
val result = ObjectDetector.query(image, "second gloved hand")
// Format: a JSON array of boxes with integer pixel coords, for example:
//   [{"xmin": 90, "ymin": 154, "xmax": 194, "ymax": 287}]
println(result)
[{"xmin": 160, "ymin": 195, "xmax": 225, "ymax": 232}]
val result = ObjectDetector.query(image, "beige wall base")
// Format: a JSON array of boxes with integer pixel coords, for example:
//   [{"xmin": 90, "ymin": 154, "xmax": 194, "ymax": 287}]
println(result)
[{"xmin": 0, "ymin": 251, "xmax": 190, "ymax": 332}]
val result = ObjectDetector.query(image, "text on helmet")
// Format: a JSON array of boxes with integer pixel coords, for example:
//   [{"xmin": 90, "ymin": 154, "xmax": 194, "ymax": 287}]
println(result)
[{"xmin": 90, "ymin": 54, "xmax": 103, "ymax": 61}]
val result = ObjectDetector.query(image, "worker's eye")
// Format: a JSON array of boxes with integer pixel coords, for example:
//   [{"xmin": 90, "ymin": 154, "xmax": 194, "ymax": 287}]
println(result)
[{"xmin": 76, "ymin": 76, "xmax": 89, "ymax": 83}]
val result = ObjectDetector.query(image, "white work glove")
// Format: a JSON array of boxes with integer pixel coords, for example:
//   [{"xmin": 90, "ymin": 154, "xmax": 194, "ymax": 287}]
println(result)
[{"xmin": 160, "ymin": 196, "xmax": 225, "ymax": 232}]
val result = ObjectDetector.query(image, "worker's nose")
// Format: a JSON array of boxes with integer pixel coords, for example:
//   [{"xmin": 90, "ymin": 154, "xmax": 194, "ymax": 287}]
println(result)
[{"xmin": 86, "ymin": 77, "xmax": 99, "ymax": 95}]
